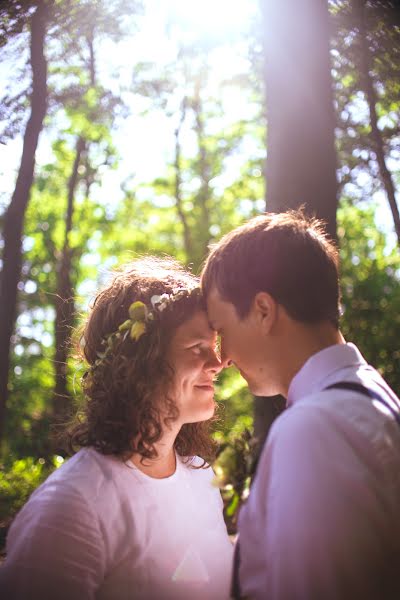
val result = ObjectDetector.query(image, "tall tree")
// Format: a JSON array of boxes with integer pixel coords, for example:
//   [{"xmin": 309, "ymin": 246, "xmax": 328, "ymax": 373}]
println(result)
[
  {"xmin": 0, "ymin": 1, "xmax": 49, "ymax": 442},
  {"xmin": 51, "ymin": 8, "xmax": 128, "ymax": 425},
  {"xmin": 135, "ymin": 48, "xmax": 258, "ymax": 270},
  {"xmin": 253, "ymin": 0, "xmax": 339, "ymax": 451},
  {"xmin": 0, "ymin": 0, "xmax": 139, "ymax": 442},
  {"xmin": 353, "ymin": 0, "xmax": 400, "ymax": 246},
  {"xmin": 261, "ymin": 0, "xmax": 338, "ymax": 239},
  {"xmin": 331, "ymin": 0, "xmax": 400, "ymax": 246},
  {"xmin": 53, "ymin": 135, "xmax": 85, "ymax": 423},
  {"xmin": 173, "ymin": 97, "xmax": 195, "ymax": 259}
]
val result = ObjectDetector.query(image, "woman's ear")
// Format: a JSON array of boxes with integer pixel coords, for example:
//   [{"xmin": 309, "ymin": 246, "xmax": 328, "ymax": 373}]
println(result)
[{"xmin": 253, "ymin": 291, "xmax": 277, "ymax": 334}]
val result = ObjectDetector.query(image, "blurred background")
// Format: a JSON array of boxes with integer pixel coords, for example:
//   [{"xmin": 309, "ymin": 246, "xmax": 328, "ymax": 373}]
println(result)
[{"xmin": 0, "ymin": 0, "xmax": 399, "ymax": 539}]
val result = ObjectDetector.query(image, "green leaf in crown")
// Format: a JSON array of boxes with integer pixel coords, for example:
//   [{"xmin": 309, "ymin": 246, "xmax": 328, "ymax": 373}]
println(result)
[
  {"xmin": 130, "ymin": 321, "xmax": 147, "ymax": 341},
  {"xmin": 128, "ymin": 301, "xmax": 148, "ymax": 321}
]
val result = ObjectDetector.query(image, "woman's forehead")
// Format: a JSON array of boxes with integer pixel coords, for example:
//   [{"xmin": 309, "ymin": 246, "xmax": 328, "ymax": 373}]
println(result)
[{"xmin": 174, "ymin": 310, "xmax": 215, "ymax": 342}]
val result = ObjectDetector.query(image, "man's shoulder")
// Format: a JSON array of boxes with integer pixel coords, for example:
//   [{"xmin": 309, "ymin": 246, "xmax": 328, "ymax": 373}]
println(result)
[
  {"xmin": 267, "ymin": 376, "xmax": 400, "ymax": 464},
  {"xmin": 267, "ymin": 397, "xmax": 331, "ymax": 448}
]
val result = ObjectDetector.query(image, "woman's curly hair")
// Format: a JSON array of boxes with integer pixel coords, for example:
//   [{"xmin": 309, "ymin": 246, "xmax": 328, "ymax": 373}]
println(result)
[{"xmin": 66, "ymin": 257, "xmax": 217, "ymax": 463}]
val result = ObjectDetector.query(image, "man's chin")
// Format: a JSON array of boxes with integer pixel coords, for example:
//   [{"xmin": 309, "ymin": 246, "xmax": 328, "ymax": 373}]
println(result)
[
  {"xmin": 248, "ymin": 381, "xmax": 281, "ymax": 398},
  {"xmin": 239, "ymin": 369, "xmax": 281, "ymax": 397}
]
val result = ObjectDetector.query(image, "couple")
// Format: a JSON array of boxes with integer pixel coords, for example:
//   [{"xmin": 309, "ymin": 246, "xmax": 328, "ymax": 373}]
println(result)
[{"xmin": 2, "ymin": 210, "xmax": 400, "ymax": 599}]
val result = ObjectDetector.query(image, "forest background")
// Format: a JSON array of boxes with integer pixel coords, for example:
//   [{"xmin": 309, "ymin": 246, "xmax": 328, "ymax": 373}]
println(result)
[{"xmin": 0, "ymin": 0, "xmax": 400, "ymax": 542}]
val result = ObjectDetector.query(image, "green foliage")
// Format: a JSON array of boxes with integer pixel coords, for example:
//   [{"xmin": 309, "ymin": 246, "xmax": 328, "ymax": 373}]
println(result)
[
  {"xmin": 339, "ymin": 200, "xmax": 400, "ymax": 391},
  {"xmin": 0, "ymin": 456, "xmax": 63, "ymax": 526},
  {"xmin": 213, "ymin": 429, "xmax": 255, "ymax": 534},
  {"xmin": 213, "ymin": 369, "xmax": 253, "ymax": 442},
  {"xmin": 132, "ymin": 43, "xmax": 265, "ymax": 270}
]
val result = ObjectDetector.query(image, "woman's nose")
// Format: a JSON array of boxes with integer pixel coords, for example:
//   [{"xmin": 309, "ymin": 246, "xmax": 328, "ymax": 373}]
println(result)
[{"xmin": 205, "ymin": 349, "xmax": 223, "ymax": 374}]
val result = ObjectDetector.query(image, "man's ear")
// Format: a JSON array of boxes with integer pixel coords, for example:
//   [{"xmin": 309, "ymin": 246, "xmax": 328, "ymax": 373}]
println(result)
[{"xmin": 253, "ymin": 291, "xmax": 277, "ymax": 334}]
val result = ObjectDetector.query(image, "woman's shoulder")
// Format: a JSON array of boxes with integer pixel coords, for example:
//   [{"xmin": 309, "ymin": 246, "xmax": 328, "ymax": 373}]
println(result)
[
  {"xmin": 179, "ymin": 454, "xmax": 217, "ymax": 485},
  {"xmin": 31, "ymin": 448, "xmax": 129, "ymax": 506},
  {"xmin": 49, "ymin": 446, "xmax": 111, "ymax": 477},
  {"xmin": 179, "ymin": 454, "xmax": 211, "ymax": 470}
]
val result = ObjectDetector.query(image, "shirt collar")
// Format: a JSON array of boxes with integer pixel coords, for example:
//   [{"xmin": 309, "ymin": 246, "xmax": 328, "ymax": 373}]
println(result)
[{"xmin": 287, "ymin": 343, "xmax": 367, "ymax": 407}]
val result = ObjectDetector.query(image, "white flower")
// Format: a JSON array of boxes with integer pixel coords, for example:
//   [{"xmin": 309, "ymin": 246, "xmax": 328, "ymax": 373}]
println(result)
[
  {"xmin": 150, "ymin": 295, "xmax": 162, "ymax": 308},
  {"xmin": 151, "ymin": 293, "xmax": 170, "ymax": 312}
]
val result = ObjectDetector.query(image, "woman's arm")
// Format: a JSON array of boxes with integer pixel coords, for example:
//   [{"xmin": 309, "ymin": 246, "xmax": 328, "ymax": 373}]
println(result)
[{"xmin": 0, "ymin": 482, "xmax": 105, "ymax": 600}]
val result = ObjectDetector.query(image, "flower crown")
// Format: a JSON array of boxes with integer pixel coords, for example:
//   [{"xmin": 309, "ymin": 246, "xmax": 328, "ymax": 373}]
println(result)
[{"xmin": 90, "ymin": 286, "xmax": 200, "ymax": 371}]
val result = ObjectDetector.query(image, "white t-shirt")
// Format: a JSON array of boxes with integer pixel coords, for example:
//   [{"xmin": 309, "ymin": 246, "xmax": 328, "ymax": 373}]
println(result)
[
  {"xmin": 239, "ymin": 343, "xmax": 400, "ymax": 600},
  {"xmin": 0, "ymin": 447, "xmax": 233, "ymax": 600}
]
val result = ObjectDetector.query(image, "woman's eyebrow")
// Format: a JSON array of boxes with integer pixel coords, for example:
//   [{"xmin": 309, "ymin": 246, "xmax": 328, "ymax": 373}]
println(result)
[{"xmin": 185, "ymin": 330, "xmax": 216, "ymax": 343}]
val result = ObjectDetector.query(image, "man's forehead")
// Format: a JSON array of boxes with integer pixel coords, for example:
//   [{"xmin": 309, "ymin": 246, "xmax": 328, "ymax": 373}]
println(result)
[
  {"xmin": 206, "ymin": 285, "xmax": 223, "ymax": 305},
  {"xmin": 205, "ymin": 287, "xmax": 222, "ymax": 313},
  {"xmin": 205, "ymin": 287, "xmax": 230, "ymax": 327}
]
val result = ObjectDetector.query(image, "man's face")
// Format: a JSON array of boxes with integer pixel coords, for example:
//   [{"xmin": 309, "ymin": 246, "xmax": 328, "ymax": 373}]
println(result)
[{"xmin": 206, "ymin": 286, "xmax": 276, "ymax": 396}]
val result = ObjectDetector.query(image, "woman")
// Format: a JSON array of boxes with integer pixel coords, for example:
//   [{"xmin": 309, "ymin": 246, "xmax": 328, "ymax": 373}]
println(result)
[{"xmin": 0, "ymin": 257, "xmax": 233, "ymax": 600}]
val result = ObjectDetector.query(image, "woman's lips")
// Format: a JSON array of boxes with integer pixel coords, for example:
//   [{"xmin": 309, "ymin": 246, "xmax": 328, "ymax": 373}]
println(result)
[{"xmin": 195, "ymin": 383, "xmax": 214, "ymax": 391}]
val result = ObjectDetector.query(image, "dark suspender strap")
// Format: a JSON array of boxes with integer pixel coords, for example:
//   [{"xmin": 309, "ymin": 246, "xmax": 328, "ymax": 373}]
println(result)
[
  {"xmin": 325, "ymin": 381, "xmax": 400, "ymax": 427},
  {"xmin": 231, "ymin": 539, "xmax": 242, "ymax": 599}
]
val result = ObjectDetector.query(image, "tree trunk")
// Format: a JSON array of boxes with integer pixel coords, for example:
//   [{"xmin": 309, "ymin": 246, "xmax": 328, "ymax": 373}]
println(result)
[
  {"xmin": 261, "ymin": 0, "xmax": 338, "ymax": 241},
  {"xmin": 53, "ymin": 136, "xmax": 85, "ymax": 423},
  {"xmin": 253, "ymin": 394, "xmax": 286, "ymax": 456},
  {"xmin": 53, "ymin": 32, "xmax": 96, "ymax": 427},
  {"xmin": 174, "ymin": 97, "xmax": 194, "ymax": 259},
  {"xmin": 193, "ymin": 75, "xmax": 212, "ymax": 267},
  {"xmin": 353, "ymin": 0, "xmax": 400, "ymax": 248},
  {"xmin": 0, "ymin": 3, "xmax": 48, "ymax": 442},
  {"xmin": 254, "ymin": 0, "xmax": 339, "ymax": 450}
]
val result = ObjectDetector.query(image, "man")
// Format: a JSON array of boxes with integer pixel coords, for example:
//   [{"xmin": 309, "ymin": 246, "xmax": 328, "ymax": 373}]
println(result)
[{"xmin": 201, "ymin": 210, "xmax": 400, "ymax": 600}]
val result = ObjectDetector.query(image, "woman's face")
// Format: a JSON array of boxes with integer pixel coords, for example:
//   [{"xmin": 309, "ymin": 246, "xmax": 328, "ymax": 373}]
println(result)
[{"xmin": 167, "ymin": 309, "xmax": 222, "ymax": 424}]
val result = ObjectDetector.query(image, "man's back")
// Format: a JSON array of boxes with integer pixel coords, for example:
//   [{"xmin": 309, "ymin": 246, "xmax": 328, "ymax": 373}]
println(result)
[{"xmin": 238, "ymin": 343, "xmax": 400, "ymax": 600}]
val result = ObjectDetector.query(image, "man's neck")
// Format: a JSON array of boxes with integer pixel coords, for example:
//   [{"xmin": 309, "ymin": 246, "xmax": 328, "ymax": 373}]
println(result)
[{"xmin": 280, "ymin": 322, "xmax": 344, "ymax": 396}]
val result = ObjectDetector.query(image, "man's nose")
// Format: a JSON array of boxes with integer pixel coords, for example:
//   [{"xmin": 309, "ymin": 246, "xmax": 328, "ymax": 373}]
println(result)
[{"xmin": 220, "ymin": 344, "xmax": 233, "ymax": 368}]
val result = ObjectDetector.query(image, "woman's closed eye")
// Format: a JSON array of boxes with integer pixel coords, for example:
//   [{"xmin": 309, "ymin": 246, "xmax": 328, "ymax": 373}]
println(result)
[
  {"xmin": 188, "ymin": 341, "xmax": 217, "ymax": 357},
  {"xmin": 190, "ymin": 344, "xmax": 203, "ymax": 355}
]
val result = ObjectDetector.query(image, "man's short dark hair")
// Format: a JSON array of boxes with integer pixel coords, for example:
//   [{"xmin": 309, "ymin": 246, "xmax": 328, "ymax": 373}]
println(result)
[{"xmin": 201, "ymin": 210, "xmax": 341, "ymax": 328}]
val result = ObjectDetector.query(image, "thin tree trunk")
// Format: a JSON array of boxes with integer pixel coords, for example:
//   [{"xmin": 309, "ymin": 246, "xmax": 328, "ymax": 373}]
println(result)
[
  {"xmin": 53, "ymin": 33, "xmax": 96, "ymax": 426},
  {"xmin": 88, "ymin": 31, "xmax": 96, "ymax": 87},
  {"xmin": 53, "ymin": 136, "xmax": 85, "ymax": 423},
  {"xmin": 0, "ymin": 3, "xmax": 48, "ymax": 442},
  {"xmin": 354, "ymin": 0, "xmax": 400, "ymax": 247},
  {"xmin": 253, "ymin": 394, "xmax": 286, "ymax": 455},
  {"xmin": 193, "ymin": 76, "xmax": 212, "ymax": 265},
  {"xmin": 174, "ymin": 97, "xmax": 194, "ymax": 259},
  {"xmin": 53, "ymin": 27, "xmax": 100, "ymax": 426},
  {"xmin": 261, "ymin": 0, "xmax": 338, "ymax": 241}
]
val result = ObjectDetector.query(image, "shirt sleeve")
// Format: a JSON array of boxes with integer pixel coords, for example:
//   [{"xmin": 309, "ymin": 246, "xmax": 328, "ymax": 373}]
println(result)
[
  {"xmin": 248, "ymin": 404, "xmax": 389, "ymax": 600},
  {"xmin": 0, "ymin": 482, "xmax": 106, "ymax": 600}
]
